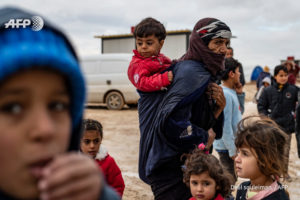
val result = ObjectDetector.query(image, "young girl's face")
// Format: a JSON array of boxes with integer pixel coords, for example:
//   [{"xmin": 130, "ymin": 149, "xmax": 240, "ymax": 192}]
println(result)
[
  {"xmin": 235, "ymin": 146, "xmax": 263, "ymax": 180},
  {"xmin": 274, "ymin": 70, "xmax": 288, "ymax": 85},
  {"xmin": 189, "ymin": 171, "xmax": 217, "ymax": 200},
  {"xmin": 80, "ymin": 130, "xmax": 102, "ymax": 159},
  {"xmin": 0, "ymin": 70, "xmax": 71, "ymax": 199}
]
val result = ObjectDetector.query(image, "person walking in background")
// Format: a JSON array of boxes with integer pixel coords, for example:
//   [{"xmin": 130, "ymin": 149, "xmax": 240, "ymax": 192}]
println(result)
[
  {"xmin": 284, "ymin": 59, "xmax": 297, "ymax": 85},
  {"xmin": 225, "ymin": 47, "xmax": 245, "ymax": 114},
  {"xmin": 235, "ymin": 116, "xmax": 290, "ymax": 200},
  {"xmin": 0, "ymin": 6, "xmax": 120, "ymax": 200},
  {"xmin": 81, "ymin": 119, "xmax": 125, "ymax": 197},
  {"xmin": 128, "ymin": 17, "xmax": 173, "ymax": 92},
  {"xmin": 183, "ymin": 146, "xmax": 233, "ymax": 200},
  {"xmin": 225, "ymin": 47, "xmax": 245, "ymax": 86},
  {"xmin": 295, "ymin": 100, "xmax": 300, "ymax": 159},
  {"xmin": 213, "ymin": 57, "xmax": 242, "ymax": 187},
  {"xmin": 254, "ymin": 76, "xmax": 271, "ymax": 103},
  {"xmin": 256, "ymin": 66, "xmax": 271, "ymax": 90},
  {"xmin": 285, "ymin": 56, "xmax": 299, "ymax": 85},
  {"xmin": 257, "ymin": 65, "xmax": 298, "ymax": 182}
]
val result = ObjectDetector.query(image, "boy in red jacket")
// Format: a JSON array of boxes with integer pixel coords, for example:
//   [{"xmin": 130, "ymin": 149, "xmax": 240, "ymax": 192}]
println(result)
[
  {"xmin": 128, "ymin": 17, "xmax": 173, "ymax": 92},
  {"xmin": 80, "ymin": 119, "xmax": 125, "ymax": 197}
]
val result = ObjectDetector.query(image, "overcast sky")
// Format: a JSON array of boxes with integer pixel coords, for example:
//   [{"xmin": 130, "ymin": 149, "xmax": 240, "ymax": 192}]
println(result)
[{"xmin": 1, "ymin": 0, "xmax": 299, "ymax": 80}]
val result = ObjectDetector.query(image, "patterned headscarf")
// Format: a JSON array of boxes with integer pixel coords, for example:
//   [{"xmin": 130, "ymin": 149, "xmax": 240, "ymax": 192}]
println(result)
[
  {"xmin": 197, "ymin": 19, "xmax": 232, "ymax": 45},
  {"xmin": 177, "ymin": 18, "xmax": 231, "ymax": 77}
]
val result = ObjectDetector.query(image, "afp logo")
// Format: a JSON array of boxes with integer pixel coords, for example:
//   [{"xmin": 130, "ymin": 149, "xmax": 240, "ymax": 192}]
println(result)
[{"xmin": 4, "ymin": 16, "xmax": 44, "ymax": 31}]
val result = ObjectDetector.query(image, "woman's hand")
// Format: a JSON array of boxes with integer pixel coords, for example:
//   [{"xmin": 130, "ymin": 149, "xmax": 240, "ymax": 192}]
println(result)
[
  {"xmin": 207, "ymin": 83, "xmax": 226, "ymax": 118},
  {"xmin": 38, "ymin": 153, "xmax": 102, "ymax": 200}
]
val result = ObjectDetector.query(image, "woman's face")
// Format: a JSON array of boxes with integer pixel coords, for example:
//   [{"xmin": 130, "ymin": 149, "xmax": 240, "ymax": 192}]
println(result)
[
  {"xmin": 208, "ymin": 38, "xmax": 230, "ymax": 55},
  {"xmin": 0, "ymin": 70, "xmax": 71, "ymax": 199}
]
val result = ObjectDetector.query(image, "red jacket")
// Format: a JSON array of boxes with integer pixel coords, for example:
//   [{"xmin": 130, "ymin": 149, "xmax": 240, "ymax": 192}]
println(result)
[
  {"xmin": 189, "ymin": 194, "xmax": 224, "ymax": 200},
  {"xmin": 95, "ymin": 147, "xmax": 125, "ymax": 197},
  {"xmin": 128, "ymin": 50, "xmax": 172, "ymax": 92}
]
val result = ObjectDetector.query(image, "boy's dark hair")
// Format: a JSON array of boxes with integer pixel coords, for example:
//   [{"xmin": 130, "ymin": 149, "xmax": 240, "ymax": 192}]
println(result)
[
  {"xmin": 274, "ymin": 64, "xmax": 288, "ymax": 76},
  {"xmin": 235, "ymin": 116, "xmax": 288, "ymax": 179},
  {"xmin": 183, "ymin": 149, "xmax": 232, "ymax": 197},
  {"xmin": 134, "ymin": 17, "xmax": 166, "ymax": 41},
  {"xmin": 222, "ymin": 57, "xmax": 240, "ymax": 80},
  {"xmin": 83, "ymin": 119, "xmax": 103, "ymax": 139}
]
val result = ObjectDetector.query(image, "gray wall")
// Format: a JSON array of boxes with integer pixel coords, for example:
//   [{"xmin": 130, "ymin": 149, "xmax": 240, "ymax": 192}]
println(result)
[{"xmin": 101, "ymin": 33, "xmax": 189, "ymax": 59}]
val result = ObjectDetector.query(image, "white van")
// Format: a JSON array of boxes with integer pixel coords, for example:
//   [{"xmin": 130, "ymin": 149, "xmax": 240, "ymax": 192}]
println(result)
[{"xmin": 80, "ymin": 53, "xmax": 139, "ymax": 110}]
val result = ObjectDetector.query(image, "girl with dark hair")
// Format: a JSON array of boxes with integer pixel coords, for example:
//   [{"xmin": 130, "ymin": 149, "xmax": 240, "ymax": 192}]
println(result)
[
  {"xmin": 235, "ymin": 116, "xmax": 290, "ymax": 200},
  {"xmin": 183, "ymin": 146, "xmax": 233, "ymax": 200}
]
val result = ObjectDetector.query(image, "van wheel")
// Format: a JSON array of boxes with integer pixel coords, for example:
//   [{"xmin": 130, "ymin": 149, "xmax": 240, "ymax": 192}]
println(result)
[{"xmin": 105, "ymin": 91, "xmax": 124, "ymax": 110}]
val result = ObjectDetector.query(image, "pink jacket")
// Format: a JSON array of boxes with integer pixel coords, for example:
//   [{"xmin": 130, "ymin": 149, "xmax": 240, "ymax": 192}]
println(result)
[
  {"xmin": 128, "ymin": 50, "xmax": 172, "ymax": 92},
  {"xmin": 189, "ymin": 194, "xmax": 224, "ymax": 200}
]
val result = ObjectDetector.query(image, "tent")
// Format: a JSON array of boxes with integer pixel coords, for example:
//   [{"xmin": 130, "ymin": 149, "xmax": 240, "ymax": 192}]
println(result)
[{"xmin": 250, "ymin": 65, "xmax": 263, "ymax": 81}]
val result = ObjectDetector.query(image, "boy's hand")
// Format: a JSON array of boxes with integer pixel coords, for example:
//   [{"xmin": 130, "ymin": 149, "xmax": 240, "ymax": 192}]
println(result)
[
  {"xmin": 206, "ymin": 128, "xmax": 216, "ymax": 149},
  {"xmin": 38, "ymin": 153, "xmax": 102, "ymax": 200},
  {"xmin": 235, "ymin": 82, "xmax": 243, "ymax": 94},
  {"xmin": 168, "ymin": 71, "xmax": 173, "ymax": 82}
]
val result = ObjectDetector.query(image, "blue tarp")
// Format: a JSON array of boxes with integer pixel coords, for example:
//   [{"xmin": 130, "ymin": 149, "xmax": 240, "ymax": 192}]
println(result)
[{"xmin": 250, "ymin": 65, "xmax": 263, "ymax": 81}]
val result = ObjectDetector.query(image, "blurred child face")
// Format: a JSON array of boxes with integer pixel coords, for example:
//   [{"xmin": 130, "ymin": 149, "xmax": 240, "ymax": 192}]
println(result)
[
  {"xmin": 0, "ymin": 70, "xmax": 71, "ymax": 199},
  {"xmin": 235, "ymin": 146, "xmax": 263, "ymax": 180},
  {"xmin": 225, "ymin": 48, "xmax": 233, "ymax": 58},
  {"xmin": 263, "ymin": 82, "xmax": 270, "ymax": 87},
  {"xmin": 189, "ymin": 171, "xmax": 217, "ymax": 200},
  {"xmin": 274, "ymin": 70, "xmax": 288, "ymax": 85},
  {"xmin": 136, "ymin": 34, "xmax": 164, "ymax": 58},
  {"xmin": 208, "ymin": 38, "xmax": 230, "ymax": 55},
  {"xmin": 81, "ymin": 130, "xmax": 102, "ymax": 159}
]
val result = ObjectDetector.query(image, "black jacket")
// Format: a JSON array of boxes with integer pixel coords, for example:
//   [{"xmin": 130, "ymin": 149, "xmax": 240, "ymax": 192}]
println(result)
[
  {"xmin": 257, "ymin": 82, "xmax": 298, "ymax": 134},
  {"xmin": 236, "ymin": 181, "xmax": 289, "ymax": 200}
]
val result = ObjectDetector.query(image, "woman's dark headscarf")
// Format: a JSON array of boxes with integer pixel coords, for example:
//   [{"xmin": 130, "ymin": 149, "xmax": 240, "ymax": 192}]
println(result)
[{"xmin": 178, "ymin": 18, "xmax": 232, "ymax": 77}]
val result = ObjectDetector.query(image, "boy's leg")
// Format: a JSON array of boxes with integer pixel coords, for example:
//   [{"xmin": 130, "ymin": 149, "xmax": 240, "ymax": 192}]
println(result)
[
  {"xmin": 284, "ymin": 134, "xmax": 292, "ymax": 181},
  {"xmin": 217, "ymin": 151, "xmax": 237, "ymax": 183},
  {"xmin": 296, "ymin": 131, "xmax": 300, "ymax": 158}
]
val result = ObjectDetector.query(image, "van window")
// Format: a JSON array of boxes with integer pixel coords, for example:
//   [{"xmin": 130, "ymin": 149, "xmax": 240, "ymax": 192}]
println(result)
[
  {"xmin": 99, "ymin": 60, "xmax": 129, "ymax": 73},
  {"xmin": 82, "ymin": 60, "xmax": 101, "ymax": 74}
]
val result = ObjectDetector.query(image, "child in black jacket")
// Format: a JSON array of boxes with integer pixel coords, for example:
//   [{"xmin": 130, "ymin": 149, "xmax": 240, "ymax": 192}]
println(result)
[{"xmin": 257, "ymin": 64, "xmax": 298, "ymax": 181}]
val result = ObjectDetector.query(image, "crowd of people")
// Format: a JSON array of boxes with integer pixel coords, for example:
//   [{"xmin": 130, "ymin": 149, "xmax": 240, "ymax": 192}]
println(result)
[
  {"xmin": 127, "ymin": 16, "xmax": 298, "ymax": 200},
  {"xmin": 0, "ymin": 5, "xmax": 299, "ymax": 200}
]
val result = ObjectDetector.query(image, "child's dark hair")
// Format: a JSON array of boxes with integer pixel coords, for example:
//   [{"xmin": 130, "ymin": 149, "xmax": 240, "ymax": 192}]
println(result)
[
  {"xmin": 227, "ymin": 46, "xmax": 233, "ymax": 54},
  {"xmin": 82, "ymin": 119, "xmax": 103, "ymax": 139},
  {"xmin": 235, "ymin": 116, "xmax": 288, "ymax": 179},
  {"xmin": 274, "ymin": 64, "xmax": 288, "ymax": 76},
  {"xmin": 221, "ymin": 57, "xmax": 240, "ymax": 80},
  {"xmin": 134, "ymin": 17, "xmax": 166, "ymax": 41},
  {"xmin": 183, "ymin": 149, "xmax": 232, "ymax": 197}
]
